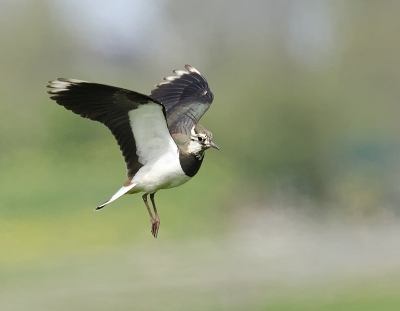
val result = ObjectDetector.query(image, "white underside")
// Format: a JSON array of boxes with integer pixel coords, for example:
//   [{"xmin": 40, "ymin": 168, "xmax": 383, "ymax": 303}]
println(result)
[
  {"xmin": 130, "ymin": 148, "xmax": 191, "ymax": 193},
  {"xmin": 129, "ymin": 103, "xmax": 191, "ymax": 192},
  {"xmin": 97, "ymin": 103, "xmax": 191, "ymax": 209}
]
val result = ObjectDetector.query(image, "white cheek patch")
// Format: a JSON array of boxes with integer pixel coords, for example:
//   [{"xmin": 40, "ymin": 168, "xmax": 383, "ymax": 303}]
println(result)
[
  {"xmin": 187, "ymin": 140, "xmax": 203, "ymax": 154},
  {"xmin": 190, "ymin": 125, "xmax": 197, "ymax": 137}
]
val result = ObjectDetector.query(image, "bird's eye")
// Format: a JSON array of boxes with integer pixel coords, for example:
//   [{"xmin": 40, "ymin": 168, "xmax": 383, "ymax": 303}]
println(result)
[{"xmin": 198, "ymin": 136, "xmax": 203, "ymax": 142}]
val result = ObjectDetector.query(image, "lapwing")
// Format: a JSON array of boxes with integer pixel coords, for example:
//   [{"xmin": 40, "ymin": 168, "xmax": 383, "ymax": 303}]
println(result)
[{"xmin": 47, "ymin": 65, "xmax": 218, "ymax": 238}]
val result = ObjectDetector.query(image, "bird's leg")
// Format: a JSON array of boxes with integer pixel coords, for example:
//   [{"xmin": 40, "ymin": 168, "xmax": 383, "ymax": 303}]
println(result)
[
  {"xmin": 142, "ymin": 193, "xmax": 156, "ymax": 236},
  {"xmin": 142, "ymin": 193, "xmax": 154, "ymax": 218},
  {"xmin": 142, "ymin": 193, "xmax": 159, "ymax": 238},
  {"xmin": 149, "ymin": 193, "xmax": 160, "ymax": 238}
]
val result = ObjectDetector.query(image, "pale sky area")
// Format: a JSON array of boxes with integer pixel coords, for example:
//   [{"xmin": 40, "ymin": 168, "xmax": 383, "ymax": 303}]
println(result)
[{"xmin": 47, "ymin": 0, "xmax": 340, "ymax": 69}]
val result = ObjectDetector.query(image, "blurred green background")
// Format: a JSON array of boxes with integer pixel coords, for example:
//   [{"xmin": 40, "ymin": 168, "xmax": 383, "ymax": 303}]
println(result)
[{"xmin": 2, "ymin": 1, "xmax": 400, "ymax": 310}]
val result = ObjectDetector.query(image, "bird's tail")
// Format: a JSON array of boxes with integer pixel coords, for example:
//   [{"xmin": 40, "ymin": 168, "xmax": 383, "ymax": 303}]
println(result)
[{"xmin": 95, "ymin": 183, "xmax": 137, "ymax": 211}]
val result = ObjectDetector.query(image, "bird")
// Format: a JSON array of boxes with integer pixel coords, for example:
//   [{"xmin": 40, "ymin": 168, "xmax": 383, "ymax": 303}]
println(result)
[{"xmin": 47, "ymin": 64, "xmax": 218, "ymax": 238}]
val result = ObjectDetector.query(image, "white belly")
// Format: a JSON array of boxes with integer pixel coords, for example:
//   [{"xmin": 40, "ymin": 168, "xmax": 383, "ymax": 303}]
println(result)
[{"xmin": 130, "ymin": 149, "xmax": 191, "ymax": 194}]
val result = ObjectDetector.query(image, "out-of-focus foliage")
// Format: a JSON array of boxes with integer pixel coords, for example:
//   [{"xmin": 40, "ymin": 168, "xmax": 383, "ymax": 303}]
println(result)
[{"xmin": 2, "ymin": 1, "xmax": 400, "ymax": 310}]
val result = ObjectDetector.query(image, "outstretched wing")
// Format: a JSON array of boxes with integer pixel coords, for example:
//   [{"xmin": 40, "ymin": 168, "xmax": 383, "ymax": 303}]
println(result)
[
  {"xmin": 150, "ymin": 64, "xmax": 214, "ymax": 136},
  {"xmin": 47, "ymin": 79, "xmax": 174, "ymax": 179}
]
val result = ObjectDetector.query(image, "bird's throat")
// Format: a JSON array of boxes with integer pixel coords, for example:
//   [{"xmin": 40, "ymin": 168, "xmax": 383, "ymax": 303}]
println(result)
[{"xmin": 179, "ymin": 152, "xmax": 204, "ymax": 177}]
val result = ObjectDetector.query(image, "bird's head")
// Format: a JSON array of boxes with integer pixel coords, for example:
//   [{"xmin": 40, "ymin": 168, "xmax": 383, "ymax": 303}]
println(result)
[{"xmin": 188, "ymin": 124, "xmax": 219, "ymax": 154}]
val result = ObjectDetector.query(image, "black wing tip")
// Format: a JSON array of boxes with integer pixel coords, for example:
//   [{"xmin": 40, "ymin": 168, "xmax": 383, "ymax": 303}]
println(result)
[
  {"xmin": 47, "ymin": 78, "xmax": 95, "ymax": 100},
  {"xmin": 152, "ymin": 64, "xmax": 205, "ymax": 90},
  {"xmin": 46, "ymin": 78, "xmax": 88, "ymax": 90},
  {"xmin": 184, "ymin": 64, "xmax": 201, "ymax": 74}
]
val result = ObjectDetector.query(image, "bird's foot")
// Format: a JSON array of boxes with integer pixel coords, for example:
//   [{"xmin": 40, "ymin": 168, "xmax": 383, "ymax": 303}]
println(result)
[{"xmin": 150, "ymin": 216, "xmax": 160, "ymax": 238}]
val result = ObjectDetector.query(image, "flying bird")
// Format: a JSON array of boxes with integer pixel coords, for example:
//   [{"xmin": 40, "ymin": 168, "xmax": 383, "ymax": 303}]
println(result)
[{"xmin": 47, "ymin": 65, "xmax": 218, "ymax": 238}]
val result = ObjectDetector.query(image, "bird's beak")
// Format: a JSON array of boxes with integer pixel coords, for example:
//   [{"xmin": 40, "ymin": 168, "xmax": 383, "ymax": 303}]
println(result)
[{"xmin": 210, "ymin": 141, "xmax": 220, "ymax": 150}]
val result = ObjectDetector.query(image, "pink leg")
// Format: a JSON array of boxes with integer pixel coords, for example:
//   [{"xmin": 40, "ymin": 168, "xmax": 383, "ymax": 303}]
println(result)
[
  {"xmin": 142, "ymin": 193, "xmax": 160, "ymax": 238},
  {"xmin": 149, "ymin": 193, "xmax": 160, "ymax": 238}
]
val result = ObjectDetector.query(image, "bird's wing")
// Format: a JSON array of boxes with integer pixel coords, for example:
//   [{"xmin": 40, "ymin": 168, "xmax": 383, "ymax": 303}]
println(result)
[
  {"xmin": 150, "ymin": 64, "xmax": 214, "ymax": 136},
  {"xmin": 47, "ymin": 79, "xmax": 176, "ymax": 179}
]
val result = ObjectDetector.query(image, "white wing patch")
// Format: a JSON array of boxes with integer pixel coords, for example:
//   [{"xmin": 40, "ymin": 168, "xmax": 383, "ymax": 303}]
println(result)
[{"xmin": 128, "ymin": 103, "xmax": 177, "ymax": 166}]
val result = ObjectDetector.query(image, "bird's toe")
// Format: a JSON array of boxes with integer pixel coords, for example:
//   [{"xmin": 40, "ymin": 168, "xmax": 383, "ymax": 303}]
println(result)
[{"xmin": 150, "ymin": 217, "xmax": 160, "ymax": 238}]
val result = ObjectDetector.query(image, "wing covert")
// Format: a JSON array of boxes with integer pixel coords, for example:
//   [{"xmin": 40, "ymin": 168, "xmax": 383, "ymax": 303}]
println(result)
[{"xmin": 150, "ymin": 64, "xmax": 214, "ymax": 136}]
